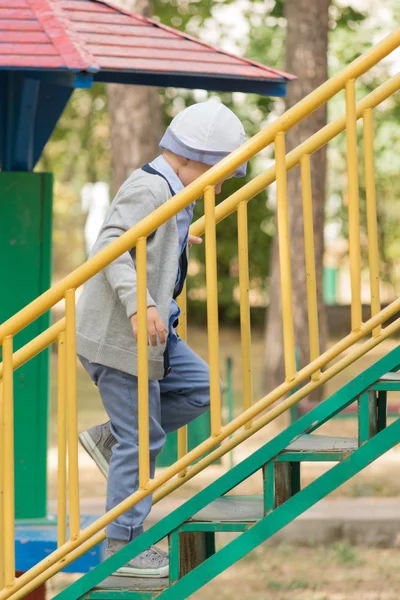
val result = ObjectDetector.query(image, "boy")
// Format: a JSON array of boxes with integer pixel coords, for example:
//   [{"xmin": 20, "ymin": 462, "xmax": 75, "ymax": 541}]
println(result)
[{"xmin": 76, "ymin": 102, "xmax": 247, "ymax": 578}]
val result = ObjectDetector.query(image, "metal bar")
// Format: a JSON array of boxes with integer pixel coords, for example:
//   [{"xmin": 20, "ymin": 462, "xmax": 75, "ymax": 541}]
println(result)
[
  {"xmin": 65, "ymin": 289, "xmax": 80, "ymax": 540},
  {"xmin": 3, "ymin": 303, "xmax": 400, "ymax": 600},
  {"xmin": 177, "ymin": 428, "xmax": 188, "ymax": 479},
  {"xmin": 262, "ymin": 462, "xmax": 275, "ymax": 515},
  {"xmin": 358, "ymin": 391, "xmax": 377, "ymax": 445},
  {"xmin": 275, "ymin": 132, "xmax": 296, "ymax": 381},
  {"xmin": 300, "ymin": 155, "xmax": 320, "ymax": 380},
  {"xmin": 2, "ymin": 75, "xmax": 398, "ymax": 600},
  {"xmin": 136, "ymin": 237, "xmax": 150, "ymax": 488},
  {"xmin": 177, "ymin": 283, "xmax": 187, "ymax": 341},
  {"xmin": 6, "ymin": 336, "xmax": 400, "ymax": 600},
  {"xmin": 1, "ymin": 34, "xmax": 399, "ymax": 343},
  {"xmin": 377, "ymin": 391, "xmax": 387, "ymax": 432},
  {"xmin": 191, "ymin": 74, "xmax": 400, "ymax": 239},
  {"xmin": 152, "ymin": 315, "xmax": 400, "ymax": 506},
  {"xmin": 3, "ymin": 336, "xmax": 15, "ymax": 587},
  {"xmin": 177, "ymin": 285, "xmax": 188, "ymax": 477},
  {"xmin": 57, "ymin": 332, "xmax": 67, "ymax": 548},
  {"xmin": 0, "ymin": 319, "xmax": 65, "ymax": 380},
  {"xmin": 237, "ymin": 201, "xmax": 253, "ymax": 424},
  {"xmin": 346, "ymin": 79, "xmax": 362, "ymax": 332},
  {"xmin": 204, "ymin": 186, "xmax": 221, "ymax": 436},
  {"xmin": 168, "ymin": 529, "xmax": 181, "ymax": 584},
  {"xmin": 290, "ymin": 462, "xmax": 301, "ymax": 495},
  {"xmin": 363, "ymin": 108, "xmax": 381, "ymax": 336},
  {"xmin": 226, "ymin": 357, "xmax": 235, "ymax": 469}
]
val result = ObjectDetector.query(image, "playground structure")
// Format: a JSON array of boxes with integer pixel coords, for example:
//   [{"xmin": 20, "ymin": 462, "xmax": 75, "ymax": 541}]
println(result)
[
  {"xmin": 0, "ymin": 0, "xmax": 292, "ymax": 580},
  {"xmin": 0, "ymin": 3, "xmax": 400, "ymax": 599}
]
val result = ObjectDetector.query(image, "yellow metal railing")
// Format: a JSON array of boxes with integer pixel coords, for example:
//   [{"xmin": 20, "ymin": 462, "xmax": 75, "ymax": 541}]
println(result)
[{"xmin": 0, "ymin": 29, "xmax": 399, "ymax": 599}]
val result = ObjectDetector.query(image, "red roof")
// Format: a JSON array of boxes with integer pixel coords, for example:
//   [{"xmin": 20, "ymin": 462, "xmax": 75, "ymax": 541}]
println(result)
[{"xmin": 0, "ymin": 0, "xmax": 295, "ymax": 93}]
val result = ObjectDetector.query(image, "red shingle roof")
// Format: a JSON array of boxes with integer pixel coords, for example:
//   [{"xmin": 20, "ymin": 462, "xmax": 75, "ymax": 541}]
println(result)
[{"xmin": 0, "ymin": 0, "xmax": 295, "ymax": 92}]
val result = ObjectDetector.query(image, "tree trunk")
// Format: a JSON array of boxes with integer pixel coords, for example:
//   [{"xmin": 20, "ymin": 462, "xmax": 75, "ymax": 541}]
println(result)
[
  {"xmin": 263, "ymin": 0, "xmax": 329, "ymax": 402},
  {"xmin": 107, "ymin": 0, "xmax": 163, "ymax": 193}
]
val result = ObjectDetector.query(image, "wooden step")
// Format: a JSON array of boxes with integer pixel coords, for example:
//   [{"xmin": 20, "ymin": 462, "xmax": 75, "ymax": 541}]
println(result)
[
  {"xmin": 370, "ymin": 371, "xmax": 400, "ymax": 391},
  {"xmin": 190, "ymin": 494, "xmax": 263, "ymax": 524},
  {"xmin": 379, "ymin": 372, "xmax": 400, "ymax": 382},
  {"xmin": 277, "ymin": 434, "xmax": 358, "ymax": 461},
  {"xmin": 282, "ymin": 434, "xmax": 358, "ymax": 452},
  {"xmin": 89, "ymin": 574, "xmax": 169, "ymax": 598}
]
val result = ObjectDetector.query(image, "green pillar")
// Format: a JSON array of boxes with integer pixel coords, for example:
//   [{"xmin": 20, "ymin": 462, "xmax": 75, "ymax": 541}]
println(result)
[
  {"xmin": 156, "ymin": 412, "xmax": 212, "ymax": 467},
  {"xmin": 323, "ymin": 265, "xmax": 337, "ymax": 306},
  {"xmin": 0, "ymin": 172, "xmax": 52, "ymax": 519}
]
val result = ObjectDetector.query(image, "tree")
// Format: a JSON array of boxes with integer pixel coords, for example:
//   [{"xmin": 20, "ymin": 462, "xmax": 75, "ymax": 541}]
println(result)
[
  {"xmin": 107, "ymin": 0, "xmax": 164, "ymax": 193},
  {"xmin": 263, "ymin": 0, "xmax": 329, "ymax": 400}
]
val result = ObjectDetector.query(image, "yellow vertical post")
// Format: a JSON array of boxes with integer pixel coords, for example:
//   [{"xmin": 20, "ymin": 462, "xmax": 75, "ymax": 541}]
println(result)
[
  {"xmin": 300, "ymin": 155, "xmax": 321, "ymax": 380},
  {"xmin": 65, "ymin": 289, "xmax": 80, "ymax": 540},
  {"xmin": 346, "ymin": 79, "xmax": 362, "ymax": 332},
  {"xmin": 363, "ymin": 108, "xmax": 381, "ymax": 336},
  {"xmin": 177, "ymin": 286, "xmax": 188, "ymax": 476},
  {"xmin": 177, "ymin": 284, "xmax": 187, "ymax": 341},
  {"xmin": 237, "ymin": 201, "xmax": 253, "ymax": 426},
  {"xmin": 275, "ymin": 132, "xmax": 296, "ymax": 381},
  {"xmin": 2, "ymin": 335, "xmax": 15, "ymax": 587},
  {"xmin": 204, "ymin": 185, "xmax": 222, "ymax": 436},
  {"xmin": 57, "ymin": 331, "xmax": 67, "ymax": 547},
  {"xmin": 136, "ymin": 237, "xmax": 150, "ymax": 488},
  {"xmin": 0, "ymin": 380, "xmax": 4, "ymax": 590}
]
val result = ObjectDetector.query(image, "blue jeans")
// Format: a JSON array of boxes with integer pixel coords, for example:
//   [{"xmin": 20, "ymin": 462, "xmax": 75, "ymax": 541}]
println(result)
[{"xmin": 79, "ymin": 338, "xmax": 210, "ymax": 541}]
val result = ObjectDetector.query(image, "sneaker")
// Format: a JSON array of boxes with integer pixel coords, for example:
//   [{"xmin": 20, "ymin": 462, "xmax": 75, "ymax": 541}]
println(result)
[
  {"xmin": 106, "ymin": 539, "xmax": 169, "ymax": 578},
  {"xmin": 79, "ymin": 422, "xmax": 116, "ymax": 478}
]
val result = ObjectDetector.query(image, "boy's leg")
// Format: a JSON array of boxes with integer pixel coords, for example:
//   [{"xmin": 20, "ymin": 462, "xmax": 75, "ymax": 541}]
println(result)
[
  {"xmin": 78, "ymin": 338, "xmax": 214, "ymax": 477},
  {"xmin": 79, "ymin": 357, "xmax": 166, "ymax": 541},
  {"xmin": 159, "ymin": 338, "xmax": 212, "ymax": 434}
]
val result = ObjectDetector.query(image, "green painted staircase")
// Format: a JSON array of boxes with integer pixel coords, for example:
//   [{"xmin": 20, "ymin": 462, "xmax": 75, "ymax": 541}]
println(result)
[{"xmin": 55, "ymin": 346, "xmax": 400, "ymax": 600}]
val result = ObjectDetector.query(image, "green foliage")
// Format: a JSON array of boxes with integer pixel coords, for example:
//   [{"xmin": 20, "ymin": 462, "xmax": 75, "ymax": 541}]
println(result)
[{"xmin": 332, "ymin": 541, "xmax": 364, "ymax": 567}]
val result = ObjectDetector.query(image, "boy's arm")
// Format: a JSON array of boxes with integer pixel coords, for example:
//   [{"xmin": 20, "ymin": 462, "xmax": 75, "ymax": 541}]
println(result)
[{"xmin": 94, "ymin": 186, "xmax": 157, "ymax": 319}]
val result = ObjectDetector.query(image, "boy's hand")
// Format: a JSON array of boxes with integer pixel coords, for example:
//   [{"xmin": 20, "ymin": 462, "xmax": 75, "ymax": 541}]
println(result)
[
  {"xmin": 188, "ymin": 234, "xmax": 202, "ymax": 248},
  {"xmin": 131, "ymin": 307, "xmax": 168, "ymax": 347}
]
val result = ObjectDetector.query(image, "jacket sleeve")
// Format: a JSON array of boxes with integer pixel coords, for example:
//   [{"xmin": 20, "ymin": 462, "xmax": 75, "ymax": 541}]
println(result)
[{"xmin": 93, "ymin": 185, "xmax": 158, "ymax": 319}]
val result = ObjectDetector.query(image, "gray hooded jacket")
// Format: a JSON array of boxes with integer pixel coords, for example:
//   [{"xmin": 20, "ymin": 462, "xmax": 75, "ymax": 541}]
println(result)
[{"xmin": 76, "ymin": 168, "xmax": 180, "ymax": 380}]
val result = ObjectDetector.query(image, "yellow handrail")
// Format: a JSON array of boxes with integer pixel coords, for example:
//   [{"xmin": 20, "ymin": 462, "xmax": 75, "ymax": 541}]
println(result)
[
  {"xmin": 191, "ymin": 72, "xmax": 400, "ymax": 237},
  {"xmin": 300, "ymin": 154, "xmax": 320, "ymax": 379},
  {"xmin": 0, "ymin": 31, "xmax": 398, "ymax": 343},
  {"xmin": 57, "ymin": 332, "xmax": 67, "ymax": 548},
  {"xmin": 363, "ymin": 108, "xmax": 381, "ymax": 335},
  {"xmin": 0, "ymin": 30, "xmax": 399, "ymax": 599},
  {"xmin": 5, "ymin": 300, "xmax": 400, "ymax": 600},
  {"xmin": 204, "ymin": 186, "xmax": 222, "ymax": 436}
]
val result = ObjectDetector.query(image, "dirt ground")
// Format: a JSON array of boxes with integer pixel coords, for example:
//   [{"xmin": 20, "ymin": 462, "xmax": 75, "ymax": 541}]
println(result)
[
  {"xmin": 48, "ymin": 542, "xmax": 400, "ymax": 600},
  {"xmin": 194, "ymin": 542, "xmax": 400, "ymax": 600}
]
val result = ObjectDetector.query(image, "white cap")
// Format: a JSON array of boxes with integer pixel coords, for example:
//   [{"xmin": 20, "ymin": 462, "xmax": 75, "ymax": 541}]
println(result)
[{"xmin": 160, "ymin": 102, "xmax": 247, "ymax": 177}]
